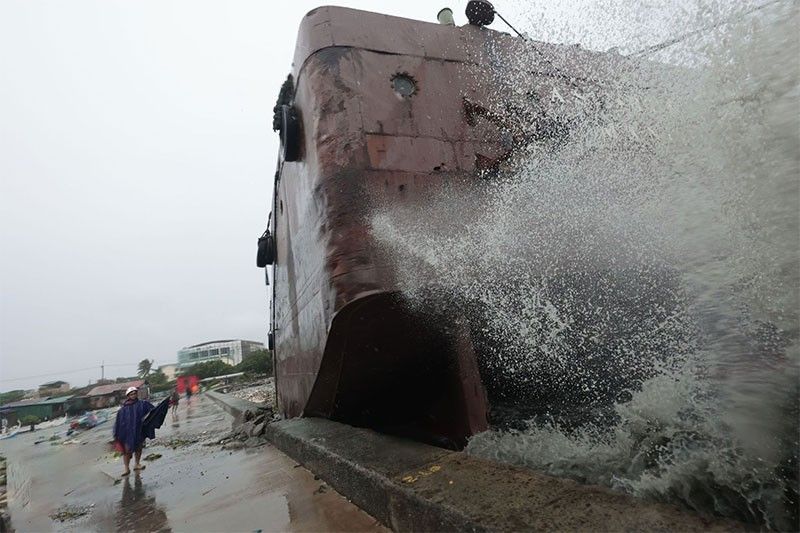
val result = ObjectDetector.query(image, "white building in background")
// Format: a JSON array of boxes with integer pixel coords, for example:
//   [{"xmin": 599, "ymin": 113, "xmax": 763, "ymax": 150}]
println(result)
[
  {"xmin": 176, "ymin": 339, "xmax": 264, "ymax": 370},
  {"xmin": 158, "ymin": 363, "xmax": 177, "ymax": 381}
]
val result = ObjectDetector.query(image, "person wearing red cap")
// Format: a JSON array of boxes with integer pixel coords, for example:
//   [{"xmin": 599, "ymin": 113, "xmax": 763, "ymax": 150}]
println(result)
[{"xmin": 113, "ymin": 387, "xmax": 154, "ymax": 476}]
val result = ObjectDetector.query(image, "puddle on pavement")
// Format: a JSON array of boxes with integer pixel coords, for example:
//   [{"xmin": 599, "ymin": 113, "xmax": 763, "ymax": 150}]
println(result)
[
  {"xmin": 115, "ymin": 475, "xmax": 170, "ymax": 532},
  {"xmin": 1, "ymin": 395, "xmax": 385, "ymax": 532}
]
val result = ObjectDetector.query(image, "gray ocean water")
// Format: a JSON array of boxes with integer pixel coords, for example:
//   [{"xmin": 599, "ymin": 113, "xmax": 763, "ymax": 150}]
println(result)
[{"xmin": 372, "ymin": 1, "xmax": 799, "ymax": 528}]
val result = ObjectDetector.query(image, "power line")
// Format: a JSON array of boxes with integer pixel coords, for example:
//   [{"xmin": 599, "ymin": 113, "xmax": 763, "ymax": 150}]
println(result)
[
  {"xmin": 633, "ymin": 0, "xmax": 786, "ymax": 57},
  {"xmin": 0, "ymin": 366, "xmax": 98, "ymax": 383},
  {"xmin": 0, "ymin": 363, "xmax": 138, "ymax": 384}
]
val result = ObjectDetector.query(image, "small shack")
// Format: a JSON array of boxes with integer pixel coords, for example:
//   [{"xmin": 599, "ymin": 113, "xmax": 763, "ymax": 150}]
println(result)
[
  {"xmin": 86, "ymin": 380, "xmax": 144, "ymax": 409},
  {"xmin": 0, "ymin": 396, "xmax": 73, "ymax": 425}
]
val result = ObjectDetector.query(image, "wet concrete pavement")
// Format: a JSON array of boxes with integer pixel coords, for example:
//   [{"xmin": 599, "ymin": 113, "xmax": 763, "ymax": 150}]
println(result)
[{"xmin": 0, "ymin": 394, "xmax": 386, "ymax": 532}]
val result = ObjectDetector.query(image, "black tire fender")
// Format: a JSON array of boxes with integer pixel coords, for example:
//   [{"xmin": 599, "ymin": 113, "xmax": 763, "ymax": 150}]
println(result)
[{"xmin": 256, "ymin": 231, "xmax": 275, "ymax": 267}]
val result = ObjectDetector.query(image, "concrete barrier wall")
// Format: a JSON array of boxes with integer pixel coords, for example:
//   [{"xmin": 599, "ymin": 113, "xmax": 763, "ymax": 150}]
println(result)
[{"xmin": 208, "ymin": 389, "xmax": 742, "ymax": 532}]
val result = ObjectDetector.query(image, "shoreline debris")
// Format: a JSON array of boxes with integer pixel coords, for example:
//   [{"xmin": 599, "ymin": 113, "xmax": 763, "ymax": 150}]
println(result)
[
  {"xmin": 49, "ymin": 504, "xmax": 94, "ymax": 522},
  {"xmin": 214, "ymin": 407, "xmax": 276, "ymax": 450}
]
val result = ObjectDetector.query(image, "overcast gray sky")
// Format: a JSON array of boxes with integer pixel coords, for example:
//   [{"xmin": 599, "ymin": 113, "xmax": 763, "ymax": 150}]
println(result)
[
  {"xmin": 0, "ymin": 1, "xmax": 496, "ymax": 392},
  {"xmin": 0, "ymin": 0, "xmax": 711, "ymax": 392}
]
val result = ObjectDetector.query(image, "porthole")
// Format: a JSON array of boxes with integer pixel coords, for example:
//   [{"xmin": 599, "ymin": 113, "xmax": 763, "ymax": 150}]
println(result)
[{"xmin": 391, "ymin": 73, "xmax": 417, "ymax": 98}]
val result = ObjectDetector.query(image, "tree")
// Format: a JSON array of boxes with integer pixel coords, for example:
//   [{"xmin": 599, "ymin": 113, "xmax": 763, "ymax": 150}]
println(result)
[
  {"xmin": 235, "ymin": 350, "xmax": 273, "ymax": 376},
  {"xmin": 20, "ymin": 415, "xmax": 40, "ymax": 430},
  {"xmin": 137, "ymin": 359, "xmax": 153, "ymax": 378},
  {"xmin": 179, "ymin": 360, "xmax": 232, "ymax": 380},
  {"xmin": 0, "ymin": 390, "xmax": 26, "ymax": 406},
  {"xmin": 148, "ymin": 369, "xmax": 168, "ymax": 386}
]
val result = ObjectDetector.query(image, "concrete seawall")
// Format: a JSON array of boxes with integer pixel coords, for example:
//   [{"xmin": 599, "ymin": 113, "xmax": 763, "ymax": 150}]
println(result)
[
  {"xmin": 205, "ymin": 389, "xmax": 267, "ymax": 420},
  {"xmin": 207, "ymin": 390, "xmax": 742, "ymax": 532}
]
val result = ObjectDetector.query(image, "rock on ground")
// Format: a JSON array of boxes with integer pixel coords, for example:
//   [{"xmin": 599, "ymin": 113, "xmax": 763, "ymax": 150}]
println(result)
[{"xmin": 226, "ymin": 379, "xmax": 276, "ymax": 406}]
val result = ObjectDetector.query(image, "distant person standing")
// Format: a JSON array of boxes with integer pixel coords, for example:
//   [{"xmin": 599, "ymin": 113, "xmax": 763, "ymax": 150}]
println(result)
[
  {"xmin": 169, "ymin": 389, "xmax": 180, "ymax": 419},
  {"xmin": 113, "ymin": 387, "xmax": 154, "ymax": 476}
]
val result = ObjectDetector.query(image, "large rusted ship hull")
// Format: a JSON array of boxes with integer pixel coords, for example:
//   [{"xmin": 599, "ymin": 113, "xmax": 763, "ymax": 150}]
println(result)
[{"xmin": 267, "ymin": 6, "xmax": 625, "ymax": 447}]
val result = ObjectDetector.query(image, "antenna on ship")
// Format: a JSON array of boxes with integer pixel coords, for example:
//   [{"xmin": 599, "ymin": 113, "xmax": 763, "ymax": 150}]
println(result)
[{"xmin": 465, "ymin": 0, "xmax": 526, "ymax": 40}]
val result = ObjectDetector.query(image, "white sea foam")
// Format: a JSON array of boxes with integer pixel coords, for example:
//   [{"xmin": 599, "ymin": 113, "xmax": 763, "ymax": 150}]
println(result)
[{"xmin": 371, "ymin": 0, "xmax": 798, "ymax": 527}]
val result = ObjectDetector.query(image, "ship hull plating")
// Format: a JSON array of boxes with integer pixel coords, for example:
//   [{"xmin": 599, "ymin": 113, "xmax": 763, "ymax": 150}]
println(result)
[{"xmin": 269, "ymin": 6, "xmax": 628, "ymax": 447}]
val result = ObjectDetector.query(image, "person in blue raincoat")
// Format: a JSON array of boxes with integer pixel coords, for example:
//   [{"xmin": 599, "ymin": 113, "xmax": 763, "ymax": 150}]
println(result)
[{"xmin": 113, "ymin": 386, "xmax": 154, "ymax": 476}]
